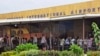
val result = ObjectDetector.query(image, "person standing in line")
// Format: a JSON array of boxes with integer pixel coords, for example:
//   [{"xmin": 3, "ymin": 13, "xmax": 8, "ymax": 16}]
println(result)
[
  {"xmin": 37, "ymin": 37, "xmax": 42, "ymax": 49},
  {"xmin": 11, "ymin": 36, "xmax": 15, "ymax": 49},
  {"xmin": 77, "ymin": 37, "xmax": 83, "ymax": 47},
  {"xmin": 92, "ymin": 38, "xmax": 97, "ymax": 50},
  {"xmin": 12, "ymin": 37, "xmax": 19, "ymax": 49},
  {"xmin": 41, "ymin": 34, "xmax": 47, "ymax": 50},
  {"xmin": 46, "ymin": 36, "xmax": 50, "ymax": 50},
  {"xmin": 22, "ymin": 38, "xmax": 27, "ymax": 44},
  {"xmin": 4, "ymin": 35, "xmax": 8, "ymax": 46},
  {"xmin": 60, "ymin": 37, "xmax": 65, "ymax": 51},
  {"xmin": 52, "ymin": 37, "xmax": 58, "ymax": 50},
  {"xmin": 41, "ymin": 34, "xmax": 47, "ymax": 44},
  {"xmin": 65, "ymin": 37, "xmax": 70, "ymax": 50},
  {"xmin": 33, "ymin": 34, "xmax": 37, "ymax": 44},
  {"xmin": 21, "ymin": 38, "xmax": 24, "ymax": 44},
  {"xmin": 87, "ymin": 37, "xmax": 92, "ymax": 50},
  {"xmin": 83, "ymin": 38, "xmax": 88, "ymax": 52},
  {"xmin": 0, "ymin": 37, "xmax": 4, "ymax": 54},
  {"xmin": 28, "ymin": 37, "xmax": 33, "ymax": 44},
  {"xmin": 71, "ymin": 37, "xmax": 75, "ymax": 45}
]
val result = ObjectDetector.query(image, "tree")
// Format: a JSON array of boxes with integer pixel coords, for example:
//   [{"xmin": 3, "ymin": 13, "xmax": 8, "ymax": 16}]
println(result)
[{"xmin": 92, "ymin": 22, "xmax": 100, "ymax": 50}]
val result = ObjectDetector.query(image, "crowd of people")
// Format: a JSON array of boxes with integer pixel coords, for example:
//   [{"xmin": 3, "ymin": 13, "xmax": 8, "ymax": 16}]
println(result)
[
  {"xmin": 0, "ymin": 34, "xmax": 98, "ymax": 53},
  {"xmin": 59, "ymin": 36, "xmax": 96, "ymax": 52}
]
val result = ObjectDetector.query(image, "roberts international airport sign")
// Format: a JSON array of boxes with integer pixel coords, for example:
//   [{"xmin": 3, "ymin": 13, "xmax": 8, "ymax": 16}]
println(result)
[
  {"xmin": 71, "ymin": 6, "xmax": 100, "ymax": 15},
  {"xmin": 0, "ymin": 0, "xmax": 100, "ymax": 19}
]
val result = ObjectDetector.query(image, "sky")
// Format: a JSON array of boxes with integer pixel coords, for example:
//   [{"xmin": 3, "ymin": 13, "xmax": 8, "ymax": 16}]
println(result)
[{"xmin": 0, "ymin": 0, "xmax": 91, "ymax": 14}]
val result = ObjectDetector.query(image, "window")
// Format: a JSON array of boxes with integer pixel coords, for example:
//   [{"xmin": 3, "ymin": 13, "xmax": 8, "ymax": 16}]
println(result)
[
  {"xmin": 35, "ymin": 15, "xmax": 38, "ymax": 18},
  {"xmin": 34, "ymin": 15, "xmax": 36, "ymax": 18},
  {"xmin": 27, "ymin": 16, "xmax": 28, "ymax": 18},
  {"xmin": 37, "ymin": 15, "xmax": 39, "ymax": 18},
  {"xmin": 43, "ymin": 14, "xmax": 46, "ymax": 17},
  {"xmin": 32, "ymin": 15, "xmax": 35, "ymax": 18},
  {"xmin": 83, "ymin": 9, "xmax": 86, "ymax": 13},
  {"xmin": 79, "ymin": 9, "xmax": 82, "ymax": 14},
  {"xmin": 40, "ymin": 14, "xmax": 42, "ymax": 18},
  {"xmin": 46, "ymin": 13, "xmax": 49, "ymax": 17},
  {"xmin": 92, "ymin": 8, "xmax": 95, "ymax": 12},
  {"xmin": 63, "ymin": 12, "xmax": 66, "ymax": 16},
  {"xmin": 60, "ymin": 12, "xmax": 63, "ymax": 16},
  {"xmin": 56, "ymin": 12, "xmax": 59, "ymax": 16},
  {"xmin": 21, "ymin": 16, "xmax": 23, "ymax": 18},
  {"xmin": 29, "ymin": 16, "xmax": 31, "ymax": 18},
  {"xmin": 53, "ymin": 13, "xmax": 55, "ymax": 16}
]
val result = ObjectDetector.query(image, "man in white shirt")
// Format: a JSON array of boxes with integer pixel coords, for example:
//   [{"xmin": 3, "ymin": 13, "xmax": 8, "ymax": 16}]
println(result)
[
  {"xmin": 11, "ymin": 36, "xmax": 14, "ymax": 49},
  {"xmin": 71, "ymin": 37, "xmax": 75, "ymax": 45},
  {"xmin": 0, "ymin": 37, "xmax": 4, "ymax": 48},
  {"xmin": 41, "ymin": 34, "xmax": 47, "ymax": 50},
  {"xmin": 77, "ymin": 38, "xmax": 83, "ymax": 47},
  {"xmin": 65, "ymin": 37, "xmax": 70, "ymax": 50},
  {"xmin": 41, "ymin": 35, "xmax": 47, "ymax": 44},
  {"xmin": 60, "ymin": 38, "xmax": 65, "ymax": 46},
  {"xmin": 87, "ymin": 38, "xmax": 92, "ymax": 50},
  {"xmin": 60, "ymin": 38, "xmax": 65, "ymax": 50},
  {"xmin": 33, "ymin": 35, "xmax": 37, "ymax": 44},
  {"xmin": 0, "ymin": 37, "xmax": 4, "ymax": 54},
  {"xmin": 65, "ymin": 38, "xmax": 70, "ymax": 45}
]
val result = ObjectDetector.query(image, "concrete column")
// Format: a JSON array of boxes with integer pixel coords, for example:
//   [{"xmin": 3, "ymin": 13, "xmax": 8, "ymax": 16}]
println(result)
[{"xmin": 82, "ymin": 19, "xmax": 85, "ymax": 40}]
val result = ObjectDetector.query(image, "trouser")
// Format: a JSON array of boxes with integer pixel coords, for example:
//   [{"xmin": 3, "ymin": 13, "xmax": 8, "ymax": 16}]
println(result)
[
  {"xmin": 64, "ymin": 44, "xmax": 70, "ymax": 50},
  {"xmin": 0, "ymin": 47, "xmax": 4, "ymax": 54},
  {"xmin": 60, "ymin": 45, "xmax": 64, "ymax": 51},
  {"xmin": 37, "ymin": 44, "xmax": 42, "ymax": 49}
]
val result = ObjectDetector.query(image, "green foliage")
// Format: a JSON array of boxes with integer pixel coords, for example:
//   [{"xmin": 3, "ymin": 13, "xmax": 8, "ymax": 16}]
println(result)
[
  {"xmin": 91, "ymin": 22, "xmax": 100, "ymax": 49},
  {"xmin": 18, "ymin": 50, "xmax": 76, "ymax": 56},
  {"xmin": 26, "ymin": 50, "xmax": 40, "ymax": 56},
  {"xmin": 36, "ymin": 50, "xmax": 60, "ymax": 56},
  {"xmin": 19, "ymin": 51, "xmax": 28, "ymax": 56},
  {"xmin": 70, "ymin": 44, "xmax": 84, "ymax": 56},
  {"xmin": 61, "ymin": 51, "xmax": 74, "ymax": 56},
  {"xmin": 4, "ymin": 46, "xmax": 11, "ymax": 51},
  {"xmin": 92, "ymin": 22, "xmax": 99, "ymax": 33},
  {"xmin": 1, "ymin": 49, "xmax": 85, "ymax": 56},
  {"xmin": 47, "ymin": 50, "xmax": 60, "ymax": 56},
  {"xmin": 87, "ymin": 51, "xmax": 100, "ymax": 56},
  {"xmin": 15, "ymin": 43, "xmax": 38, "ymax": 53},
  {"xmin": 1, "ymin": 51, "xmax": 16, "ymax": 56}
]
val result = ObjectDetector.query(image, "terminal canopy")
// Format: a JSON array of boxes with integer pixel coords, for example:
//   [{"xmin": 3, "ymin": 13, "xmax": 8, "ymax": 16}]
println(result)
[
  {"xmin": 0, "ymin": 14, "xmax": 100, "ymax": 25},
  {"xmin": 51, "ymin": 14, "xmax": 100, "ymax": 21},
  {"xmin": 0, "ymin": 18, "xmax": 50, "ymax": 25}
]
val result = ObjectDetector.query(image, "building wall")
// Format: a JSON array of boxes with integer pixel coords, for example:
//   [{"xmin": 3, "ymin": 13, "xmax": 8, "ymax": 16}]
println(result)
[
  {"xmin": 0, "ymin": 0, "xmax": 100, "ymax": 19},
  {"xmin": 73, "ymin": 19, "xmax": 93, "ymax": 38},
  {"xmin": 73, "ymin": 20, "xmax": 83, "ymax": 38},
  {"xmin": 0, "ymin": 0, "xmax": 99, "ymax": 39},
  {"xmin": 0, "ymin": 19, "xmax": 94, "ymax": 38}
]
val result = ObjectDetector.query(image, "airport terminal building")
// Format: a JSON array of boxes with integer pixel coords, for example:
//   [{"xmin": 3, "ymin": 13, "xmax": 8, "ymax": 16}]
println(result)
[{"xmin": 0, "ymin": 0, "xmax": 100, "ymax": 41}]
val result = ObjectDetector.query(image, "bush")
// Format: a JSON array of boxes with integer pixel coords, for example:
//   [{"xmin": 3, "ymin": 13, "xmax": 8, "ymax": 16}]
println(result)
[
  {"xmin": 70, "ymin": 44, "xmax": 84, "ymax": 56},
  {"xmin": 26, "ymin": 50, "xmax": 40, "ymax": 56},
  {"xmin": 87, "ymin": 51, "xmax": 100, "ymax": 56},
  {"xmin": 38, "ymin": 50, "xmax": 75, "ymax": 56},
  {"xmin": 1, "ymin": 50, "xmax": 86, "ymax": 56},
  {"xmin": 26, "ymin": 50, "xmax": 60, "ymax": 56},
  {"xmin": 15, "ymin": 43, "xmax": 38, "ymax": 53},
  {"xmin": 47, "ymin": 50, "xmax": 60, "ymax": 56},
  {"xmin": 52, "ymin": 50, "xmax": 60, "ymax": 56},
  {"xmin": 61, "ymin": 50, "xmax": 75, "ymax": 56},
  {"xmin": 19, "ymin": 51, "xmax": 28, "ymax": 56},
  {"xmin": 1, "ymin": 51, "xmax": 16, "ymax": 56},
  {"xmin": 4, "ymin": 46, "xmax": 11, "ymax": 51},
  {"xmin": 1, "ymin": 47, "xmax": 85, "ymax": 56}
]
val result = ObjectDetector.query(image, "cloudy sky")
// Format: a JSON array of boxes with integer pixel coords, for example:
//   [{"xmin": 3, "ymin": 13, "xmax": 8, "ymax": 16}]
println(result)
[{"xmin": 0, "ymin": 0, "xmax": 91, "ymax": 14}]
